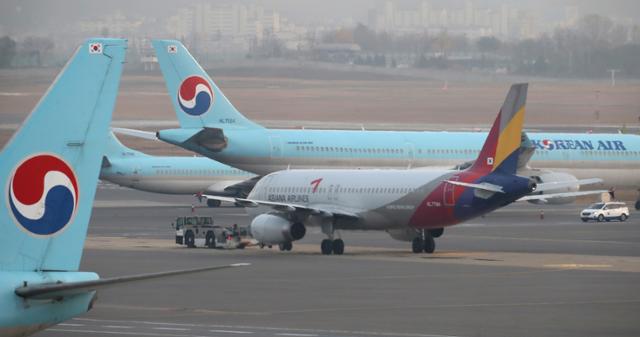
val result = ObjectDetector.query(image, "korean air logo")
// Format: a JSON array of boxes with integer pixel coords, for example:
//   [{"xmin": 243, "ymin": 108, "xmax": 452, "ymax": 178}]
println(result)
[
  {"xmin": 541, "ymin": 139, "xmax": 554, "ymax": 150},
  {"xmin": 177, "ymin": 75, "xmax": 214, "ymax": 116},
  {"xmin": 7, "ymin": 154, "xmax": 79, "ymax": 236}
]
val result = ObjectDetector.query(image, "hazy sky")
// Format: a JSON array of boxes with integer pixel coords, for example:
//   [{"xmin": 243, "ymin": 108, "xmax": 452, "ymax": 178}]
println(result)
[{"xmin": 1, "ymin": 0, "xmax": 639, "ymax": 36}]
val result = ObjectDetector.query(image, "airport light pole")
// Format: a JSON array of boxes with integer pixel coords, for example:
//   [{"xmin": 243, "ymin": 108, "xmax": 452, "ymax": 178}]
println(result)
[{"xmin": 607, "ymin": 69, "xmax": 620, "ymax": 87}]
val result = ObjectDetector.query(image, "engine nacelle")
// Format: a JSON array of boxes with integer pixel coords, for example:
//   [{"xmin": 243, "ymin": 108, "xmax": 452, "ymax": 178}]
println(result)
[
  {"xmin": 528, "ymin": 172, "xmax": 579, "ymax": 205},
  {"xmin": 250, "ymin": 214, "xmax": 306, "ymax": 245}
]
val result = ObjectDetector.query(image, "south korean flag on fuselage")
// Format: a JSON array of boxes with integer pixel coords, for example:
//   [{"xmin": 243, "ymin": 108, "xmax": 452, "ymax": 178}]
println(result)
[{"xmin": 89, "ymin": 42, "xmax": 103, "ymax": 54}]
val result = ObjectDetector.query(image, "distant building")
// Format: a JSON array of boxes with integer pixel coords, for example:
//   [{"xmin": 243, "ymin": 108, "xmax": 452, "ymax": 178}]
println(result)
[
  {"xmin": 165, "ymin": 3, "xmax": 306, "ymax": 55},
  {"xmin": 368, "ymin": 0, "xmax": 538, "ymax": 40}
]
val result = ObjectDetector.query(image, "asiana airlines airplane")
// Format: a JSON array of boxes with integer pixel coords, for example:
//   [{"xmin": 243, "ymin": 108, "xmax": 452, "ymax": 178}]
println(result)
[
  {"xmin": 205, "ymin": 84, "xmax": 602, "ymax": 254},
  {"xmin": 122, "ymin": 40, "xmax": 640, "ymax": 209}
]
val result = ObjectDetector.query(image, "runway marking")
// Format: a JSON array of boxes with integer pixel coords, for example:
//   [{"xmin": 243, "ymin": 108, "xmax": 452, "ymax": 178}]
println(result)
[
  {"xmin": 58, "ymin": 323, "xmax": 85, "ymax": 327},
  {"xmin": 264, "ymin": 298, "xmax": 640, "ymax": 315},
  {"xmin": 73, "ymin": 317, "xmax": 468, "ymax": 337},
  {"xmin": 48, "ymin": 328, "xmax": 195, "ymax": 336},
  {"xmin": 275, "ymin": 333, "xmax": 318, "ymax": 337},
  {"xmin": 209, "ymin": 329, "xmax": 253, "ymax": 334},
  {"xmin": 154, "ymin": 327, "xmax": 191, "ymax": 331},
  {"xmin": 544, "ymin": 264, "xmax": 612, "ymax": 269},
  {"xmin": 103, "ymin": 325, "xmax": 134, "ymax": 329}
]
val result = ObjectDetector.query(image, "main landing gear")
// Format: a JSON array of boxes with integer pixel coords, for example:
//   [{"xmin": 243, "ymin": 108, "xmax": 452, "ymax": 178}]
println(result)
[
  {"xmin": 321, "ymin": 238, "xmax": 344, "ymax": 255},
  {"xmin": 412, "ymin": 229, "xmax": 439, "ymax": 254},
  {"xmin": 320, "ymin": 222, "xmax": 344, "ymax": 255}
]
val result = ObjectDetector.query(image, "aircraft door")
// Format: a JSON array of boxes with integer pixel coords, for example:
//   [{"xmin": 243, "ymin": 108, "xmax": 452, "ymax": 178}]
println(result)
[
  {"xmin": 405, "ymin": 142, "xmax": 415, "ymax": 168},
  {"xmin": 443, "ymin": 175, "xmax": 458, "ymax": 206},
  {"xmin": 329, "ymin": 184, "xmax": 340, "ymax": 202},
  {"xmin": 258, "ymin": 175, "xmax": 274, "ymax": 200},
  {"xmin": 269, "ymin": 136, "xmax": 283, "ymax": 158},
  {"xmin": 132, "ymin": 166, "xmax": 141, "ymax": 183}
]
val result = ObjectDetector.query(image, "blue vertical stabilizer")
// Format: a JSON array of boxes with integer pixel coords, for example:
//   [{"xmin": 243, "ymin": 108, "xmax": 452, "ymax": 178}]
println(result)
[
  {"xmin": 152, "ymin": 39, "xmax": 262, "ymax": 130},
  {"xmin": 0, "ymin": 38, "xmax": 127, "ymax": 272}
]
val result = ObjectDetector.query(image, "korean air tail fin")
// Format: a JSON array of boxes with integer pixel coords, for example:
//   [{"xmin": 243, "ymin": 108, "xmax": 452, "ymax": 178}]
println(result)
[
  {"xmin": 470, "ymin": 83, "xmax": 528, "ymax": 175},
  {"xmin": 152, "ymin": 39, "xmax": 262, "ymax": 130},
  {"xmin": 0, "ymin": 38, "xmax": 126, "ymax": 272}
]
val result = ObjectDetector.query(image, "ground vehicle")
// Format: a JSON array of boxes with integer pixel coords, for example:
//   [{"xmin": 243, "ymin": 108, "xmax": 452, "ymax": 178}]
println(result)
[
  {"xmin": 172, "ymin": 216, "xmax": 250, "ymax": 248},
  {"xmin": 580, "ymin": 202, "xmax": 630, "ymax": 222}
]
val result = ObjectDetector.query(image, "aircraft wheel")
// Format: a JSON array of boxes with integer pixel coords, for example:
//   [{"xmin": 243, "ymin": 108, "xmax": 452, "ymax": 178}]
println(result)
[
  {"xmin": 411, "ymin": 237, "xmax": 424, "ymax": 253},
  {"xmin": 321, "ymin": 239, "xmax": 333, "ymax": 255},
  {"xmin": 332, "ymin": 239, "xmax": 344, "ymax": 255},
  {"xmin": 424, "ymin": 235, "xmax": 435, "ymax": 254},
  {"xmin": 185, "ymin": 230, "xmax": 195, "ymax": 248},
  {"xmin": 597, "ymin": 214, "xmax": 605, "ymax": 222},
  {"xmin": 280, "ymin": 241, "xmax": 293, "ymax": 251}
]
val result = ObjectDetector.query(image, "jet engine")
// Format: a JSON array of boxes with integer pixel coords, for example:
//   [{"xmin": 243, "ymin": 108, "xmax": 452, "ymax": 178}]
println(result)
[
  {"xmin": 528, "ymin": 172, "xmax": 580, "ymax": 205},
  {"xmin": 250, "ymin": 214, "xmax": 306, "ymax": 245}
]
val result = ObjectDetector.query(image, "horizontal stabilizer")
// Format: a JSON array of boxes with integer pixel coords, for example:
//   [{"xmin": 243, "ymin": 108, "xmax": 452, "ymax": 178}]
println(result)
[
  {"xmin": 535, "ymin": 178, "xmax": 603, "ymax": 193},
  {"xmin": 112, "ymin": 127, "xmax": 158, "ymax": 141},
  {"xmin": 15, "ymin": 263, "xmax": 249, "ymax": 300},
  {"xmin": 444, "ymin": 180, "xmax": 505, "ymax": 193},
  {"xmin": 518, "ymin": 190, "xmax": 608, "ymax": 202}
]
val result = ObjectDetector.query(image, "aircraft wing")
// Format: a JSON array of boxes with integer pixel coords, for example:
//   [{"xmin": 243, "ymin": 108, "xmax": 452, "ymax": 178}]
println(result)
[
  {"xmin": 518, "ymin": 190, "xmax": 608, "ymax": 203},
  {"xmin": 203, "ymin": 195, "xmax": 360, "ymax": 220},
  {"xmin": 111, "ymin": 127, "xmax": 158, "ymax": 141},
  {"xmin": 15, "ymin": 263, "xmax": 249, "ymax": 300}
]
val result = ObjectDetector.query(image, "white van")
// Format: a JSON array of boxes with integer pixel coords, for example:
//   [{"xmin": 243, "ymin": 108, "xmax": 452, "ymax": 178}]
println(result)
[{"xmin": 580, "ymin": 202, "xmax": 630, "ymax": 222}]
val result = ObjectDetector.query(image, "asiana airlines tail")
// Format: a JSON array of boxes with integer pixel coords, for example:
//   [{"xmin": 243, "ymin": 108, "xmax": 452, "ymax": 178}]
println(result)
[{"xmin": 132, "ymin": 39, "xmax": 640, "ymax": 209}]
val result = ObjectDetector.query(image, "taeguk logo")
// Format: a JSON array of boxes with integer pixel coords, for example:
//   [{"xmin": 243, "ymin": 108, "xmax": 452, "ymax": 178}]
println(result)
[
  {"xmin": 177, "ymin": 75, "xmax": 214, "ymax": 116},
  {"xmin": 7, "ymin": 154, "xmax": 79, "ymax": 236}
]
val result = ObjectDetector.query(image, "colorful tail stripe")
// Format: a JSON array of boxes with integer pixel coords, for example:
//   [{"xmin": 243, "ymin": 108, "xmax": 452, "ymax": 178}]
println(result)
[{"xmin": 471, "ymin": 83, "xmax": 528, "ymax": 174}]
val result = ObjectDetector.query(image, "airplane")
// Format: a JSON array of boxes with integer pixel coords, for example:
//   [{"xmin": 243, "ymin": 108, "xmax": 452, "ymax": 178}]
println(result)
[
  {"xmin": 0, "ymin": 38, "xmax": 247, "ymax": 337},
  {"xmin": 141, "ymin": 40, "xmax": 640, "ymax": 209},
  {"xmin": 203, "ymin": 84, "xmax": 601, "ymax": 254},
  {"xmin": 100, "ymin": 131, "xmax": 257, "ymax": 206}
]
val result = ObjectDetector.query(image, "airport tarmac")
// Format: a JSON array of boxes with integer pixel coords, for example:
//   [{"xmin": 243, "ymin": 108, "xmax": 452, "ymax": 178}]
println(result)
[{"xmin": 35, "ymin": 185, "xmax": 640, "ymax": 337}]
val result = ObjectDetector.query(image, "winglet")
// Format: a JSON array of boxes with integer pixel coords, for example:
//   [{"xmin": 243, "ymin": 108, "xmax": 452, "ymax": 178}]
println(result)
[{"xmin": 470, "ymin": 83, "xmax": 528, "ymax": 174}]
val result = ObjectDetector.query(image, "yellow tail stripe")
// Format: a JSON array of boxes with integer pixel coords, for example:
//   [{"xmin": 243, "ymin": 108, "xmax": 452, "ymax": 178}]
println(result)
[{"xmin": 493, "ymin": 106, "xmax": 526, "ymax": 170}]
